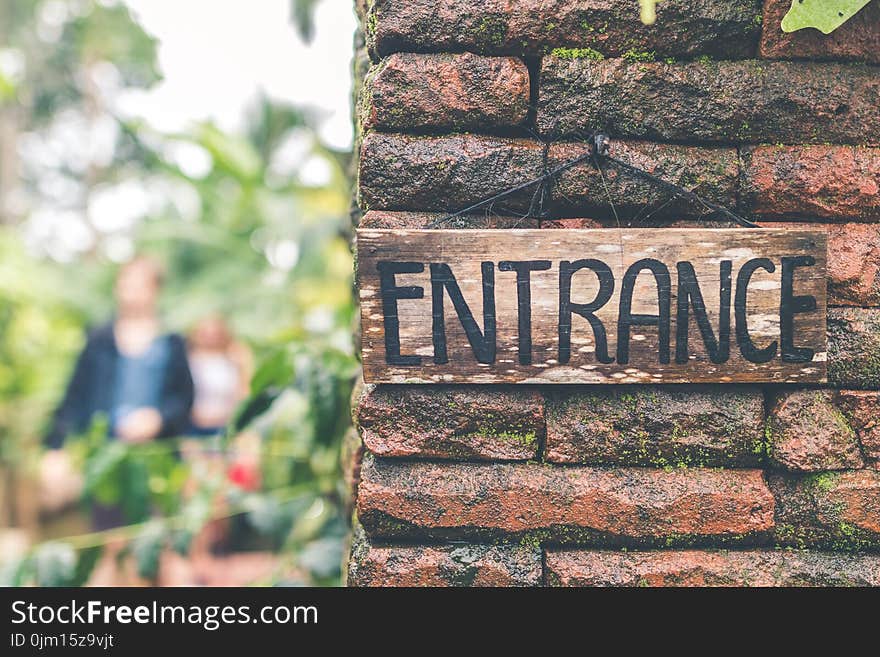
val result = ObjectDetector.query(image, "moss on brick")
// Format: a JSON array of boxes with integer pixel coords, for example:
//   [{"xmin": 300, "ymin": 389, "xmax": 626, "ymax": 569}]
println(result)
[
  {"xmin": 551, "ymin": 47, "xmax": 605, "ymax": 61},
  {"xmin": 621, "ymin": 49, "xmax": 656, "ymax": 62},
  {"xmin": 471, "ymin": 15, "xmax": 508, "ymax": 49}
]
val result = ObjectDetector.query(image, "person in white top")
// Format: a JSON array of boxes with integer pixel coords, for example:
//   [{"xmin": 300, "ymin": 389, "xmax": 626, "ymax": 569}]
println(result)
[
  {"xmin": 177, "ymin": 316, "xmax": 258, "ymax": 578},
  {"xmin": 187, "ymin": 316, "xmax": 252, "ymax": 436}
]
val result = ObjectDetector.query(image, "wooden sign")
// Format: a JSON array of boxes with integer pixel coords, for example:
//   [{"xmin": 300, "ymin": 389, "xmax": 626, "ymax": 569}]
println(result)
[{"xmin": 357, "ymin": 228, "xmax": 827, "ymax": 384}]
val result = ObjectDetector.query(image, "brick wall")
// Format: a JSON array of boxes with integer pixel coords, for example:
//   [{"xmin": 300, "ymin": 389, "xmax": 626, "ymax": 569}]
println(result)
[{"xmin": 344, "ymin": 0, "xmax": 880, "ymax": 587}]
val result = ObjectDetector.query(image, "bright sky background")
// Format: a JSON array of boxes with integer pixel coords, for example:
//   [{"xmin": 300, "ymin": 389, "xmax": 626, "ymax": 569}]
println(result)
[
  {"xmin": 119, "ymin": 0, "xmax": 357, "ymax": 150},
  {"xmin": 18, "ymin": 0, "xmax": 357, "ymax": 262}
]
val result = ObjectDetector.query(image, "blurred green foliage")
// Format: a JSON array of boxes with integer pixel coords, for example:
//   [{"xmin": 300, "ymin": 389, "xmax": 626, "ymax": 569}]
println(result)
[{"xmin": 0, "ymin": 0, "xmax": 357, "ymax": 586}]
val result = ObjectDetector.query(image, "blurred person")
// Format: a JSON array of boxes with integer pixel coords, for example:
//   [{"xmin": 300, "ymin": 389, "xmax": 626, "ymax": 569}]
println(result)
[
  {"xmin": 182, "ymin": 317, "xmax": 257, "ymax": 572},
  {"xmin": 187, "ymin": 316, "xmax": 252, "ymax": 436},
  {"xmin": 42, "ymin": 256, "xmax": 194, "ymax": 529}
]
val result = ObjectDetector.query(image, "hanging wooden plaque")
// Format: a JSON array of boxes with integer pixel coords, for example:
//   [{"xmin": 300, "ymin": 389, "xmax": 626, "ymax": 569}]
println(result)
[{"xmin": 357, "ymin": 228, "xmax": 827, "ymax": 384}]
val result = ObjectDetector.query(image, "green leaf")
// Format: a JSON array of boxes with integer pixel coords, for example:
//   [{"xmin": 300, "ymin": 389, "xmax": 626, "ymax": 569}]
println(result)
[
  {"xmin": 781, "ymin": 0, "xmax": 873, "ymax": 34},
  {"xmin": 84, "ymin": 441, "xmax": 128, "ymax": 505},
  {"xmin": 71, "ymin": 546, "xmax": 103, "ymax": 587},
  {"xmin": 0, "ymin": 555, "xmax": 30, "ymax": 586},
  {"xmin": 290, "ymin": 0, "xmax": 322, "ymax": 42},
  {"xmin": 195, "ymin": 124, "xmax": 262, "ymax": 182},
  {"xmin": 243, "ymin": 493, "xmax": 295, "ymax": 545},
  {"xmin": 297, "ymin": 537, "xmax": 343, "ymax": 580},
  {"xmin": 33, "ymin": 542, "xmax": 78, "ymax": 587},
  {"xmin": 0, "ymin": 70, "xmax": 16, "ymax": 102},
  {"xmin": 131, "ymin": 521, "xmax": 166, "ymax": 581},
  {"xmin": 170, "ymin": 490, "xmax": 214, "ymax": 555},
  {"xmin": 169, "ymin": 528, "xmax": 194, "ymax": 556},
  {"xmin": 119, "ymin": 456, "xmax": 151, "ymax": 523},
  {"xmin": 233, "ymin": 388, "xmax": 284, "ymax": 432}
]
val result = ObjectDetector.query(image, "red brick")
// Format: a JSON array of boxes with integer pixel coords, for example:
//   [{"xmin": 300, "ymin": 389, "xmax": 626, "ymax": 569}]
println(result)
[
  {"xmin": 753, "ymin": 222, "xmax": 880, "ymax": 307},
  {"xmin": 357, "ymin": 457, "xmax": 775, "ymax": 545},
  {"xmin": 546, "ymin": 549, "xmax": 880, "ymax": 586},
  {"xmin": 547, "ymin": 141, "xmax": 738, "ymax": 220},
  {"xmin": 770, "ymin": 470, "xmax": 880, "ymax": 549},
  {"xmin": 760, "ymin": 0, "xmax": 880, "ymax": 64},
  {"xmin": 355, "ymin": 385, "xmax": 543, "ymax": 461},
  {"xmin": 546, "ymin": 387, "xmax": 764, "ymax": 467},
  {"xmin": 366, "ymin": 0, "xmax": 761, "ymax": 59},
  {"xmin": 828, "ymin": 308, "xmax": 880, "ymax": 389},
  {"xmin": 361, "ymin": 53, "xmax": 529, "ymax": 132},
  {"xmin": 827, "ymin": 224, "xmax": 880, "ymax": 306},
  {"xmin": 537, "ymin": 58, "xmax": 880, "ymax": 145},
  {"xmin": 741, "ymin": 146, "xmax": 880, "ymax": 220},
  {"xmin": 347, "ymin": 526, "xmax": 541, "ymax": 587},
  {"xmin": 359, "ymin": 210, "xmax": 539, "ymax": 229},
  {"xmin": 837, "ymin": 390, "xmax": 880, "ymax": 462},
  {"xmin": 358, "ymin": 132, "xmax": 544, "ymax": 213},
  {"xmin": 767, "ymin": 390, "xmax": 863, "ymax": 472}
]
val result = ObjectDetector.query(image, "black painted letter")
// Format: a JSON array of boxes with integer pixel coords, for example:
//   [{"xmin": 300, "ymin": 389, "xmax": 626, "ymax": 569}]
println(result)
[
  {"xmin": 617, "ymin": 259, "xmax": 671, "ymax": 365},
  {"xmin": 675, "ymin": 260, "xmax": 732, "ymax": 364},
  {"xmin": 377, "ymin": 261, "xmax": 424, "ymax": 366},
  {"xmin": 735, "ymin": 258, "xmax": 777, "ymax": 363},
  {"xmin": 780, "ymin": 255, "xmax": 817, "ymax": 363},
  {"xmin": 430, "ymin": 262, "xmax": 496, "ymax": 365},
  {"xmin": 558, "ymin": 259, "xmax": 614, "ymax": 364},
  {"xmin": 499, "ymin": 260, "xmax": 551, "ymax": 365}
]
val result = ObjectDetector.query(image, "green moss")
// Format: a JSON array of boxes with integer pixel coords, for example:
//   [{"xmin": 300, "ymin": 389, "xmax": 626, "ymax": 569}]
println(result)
[
  {"xmin": 470, "ymin": 428, "xmax": 538, "ymax": 449},
  {"xmin": 828, "ymin": 404, "xmax": 856, "ymax": 439},
  {"xmin": 810, "ymin": 471, "xmax": 841, "ymax": 494},
  {"xmin": 518, "ymin": 530, "xmax": 551, "ymax": 550},
  {"xmin": 839, "ymin": 522, "xmax": 857, "ymax": 538},
  {"xmin": 551, "ymin": 47, "xmax": 605, "ymax": 61},
  {"xmin": 752, "ymin": 434, "xmax": 766, "ymax": 457},
  {"xmin": 695, "ymin": 55, "xmax": 713, "ymax": 65},
  {"xmin": 829, "ymin": 520, "xmax": 877, "ymax": 551},
  {"xmin": 472, "ymin": 16, "xmax": 508, "ymax": 49},
  {"xmin": 622, "ymin": 49, "xmax": 655, "ymax": 62},
  {"xmin": 775, "ymin": 523, "xmax": 809, "ymax": 549},
  {"xmin": 367, "ymin": 513, "xmax": 413, "ymax": 536},
  {"xmin": 828, "ymin": 328, "xmax": 880, "ymax": 386},
  {"xmin": 617, "ymin": 393, "xmax": 640, "ymax": 412},
  {"xmin": 671, "ymin": 423, "xmax": 685, "ymax": 442},
  {"xmin": 365, "ymin": 10, "xmax": 378, "ymax": 39}
]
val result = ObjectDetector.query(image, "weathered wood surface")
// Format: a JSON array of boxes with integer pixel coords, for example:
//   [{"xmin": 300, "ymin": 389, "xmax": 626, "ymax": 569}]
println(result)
[{"xmin": 357, "ymin": 228, "xmax": 827, "ymax": 384}]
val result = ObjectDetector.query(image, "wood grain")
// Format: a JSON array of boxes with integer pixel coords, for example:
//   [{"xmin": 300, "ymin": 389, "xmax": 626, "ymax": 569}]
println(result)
[{"xmin": 357, "ymin": 228, "xmax": 827, "ymax": 384}]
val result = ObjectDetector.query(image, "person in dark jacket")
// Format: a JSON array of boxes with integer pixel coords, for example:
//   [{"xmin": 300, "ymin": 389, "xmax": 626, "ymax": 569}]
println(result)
[{"xmin": 43, "ymin": 256, "xmax": 194, "ymax": 529}]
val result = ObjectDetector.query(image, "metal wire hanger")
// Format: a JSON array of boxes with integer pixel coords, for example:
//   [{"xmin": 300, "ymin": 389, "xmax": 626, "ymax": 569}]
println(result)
[{"xmin": 426, "ymin": 132, "xmax": 759, "ymax": 230}]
